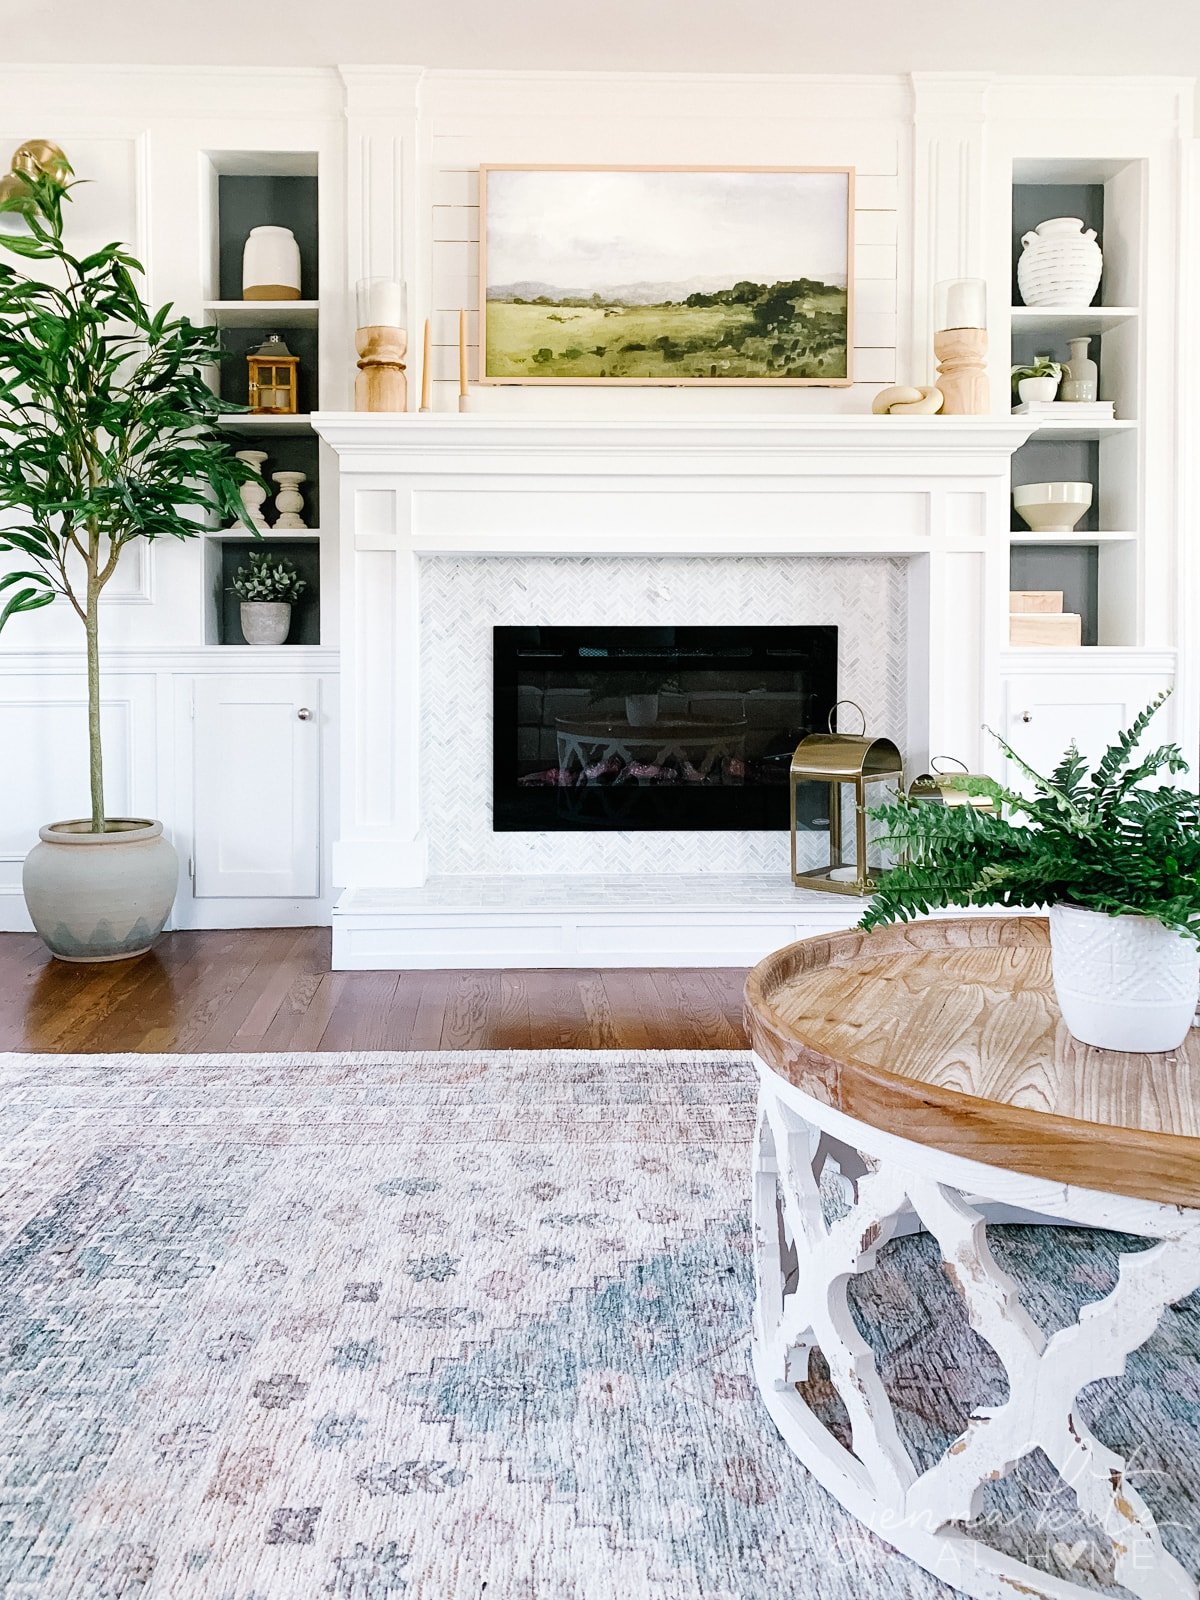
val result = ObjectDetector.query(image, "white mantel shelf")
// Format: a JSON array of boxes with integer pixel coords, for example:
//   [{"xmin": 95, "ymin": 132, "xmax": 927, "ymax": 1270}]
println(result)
[{"xmin": 314, "ymin": 413, "xmax": 1037, "ymax": 464}]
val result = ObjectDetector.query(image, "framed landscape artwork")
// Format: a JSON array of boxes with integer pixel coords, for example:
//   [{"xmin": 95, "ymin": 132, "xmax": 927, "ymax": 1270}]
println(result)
[{"xmin": 479, "ymin": 164, "xmax": 854, "ymax": 386}]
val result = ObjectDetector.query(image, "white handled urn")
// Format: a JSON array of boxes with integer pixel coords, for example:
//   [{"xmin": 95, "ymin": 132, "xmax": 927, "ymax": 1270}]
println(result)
[{"xmin": 1017, "ymin": 217, "xmax": 1103, "ymax": 308}]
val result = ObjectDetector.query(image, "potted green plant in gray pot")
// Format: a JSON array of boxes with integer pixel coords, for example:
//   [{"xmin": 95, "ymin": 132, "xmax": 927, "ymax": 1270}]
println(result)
[
  {"xmin": 860, "ymin": 693, "xmax": 1200, "ymax": 1052},
  {"xmin": 230, "ymin": 550, "xmax": 308, "ymax": 646},
  {"xmin": 0, "ymin": 154, "xmax": 257, "ymax": 961}
]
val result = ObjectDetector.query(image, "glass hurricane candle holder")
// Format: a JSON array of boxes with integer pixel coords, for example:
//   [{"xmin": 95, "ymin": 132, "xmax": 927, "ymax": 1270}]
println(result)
[{"xmin": 932, "ymin": 278, "xmax": 988, "ymax": 415}]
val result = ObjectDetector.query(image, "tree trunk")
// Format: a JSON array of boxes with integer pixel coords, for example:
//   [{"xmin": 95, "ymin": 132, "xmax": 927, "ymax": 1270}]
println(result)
[{"xmin": 86, "ymin": 569, "xmax": 104, "ymax": 832}]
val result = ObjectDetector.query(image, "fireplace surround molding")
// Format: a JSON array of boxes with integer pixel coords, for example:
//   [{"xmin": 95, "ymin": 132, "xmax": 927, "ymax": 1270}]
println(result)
[{"xmin": 314, "ymin": 414, "xmax": 1035, "ymax": 922}]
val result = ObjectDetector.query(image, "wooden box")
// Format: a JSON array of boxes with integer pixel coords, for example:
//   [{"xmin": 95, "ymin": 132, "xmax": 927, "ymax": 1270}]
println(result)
[
  {"xmin": 1009, "ymin": 590, "xmax": 1064, "ymax": 615},
  {"xmin": 1009, "ymin": 611, "xmax": 1083, "ymax": 647}
]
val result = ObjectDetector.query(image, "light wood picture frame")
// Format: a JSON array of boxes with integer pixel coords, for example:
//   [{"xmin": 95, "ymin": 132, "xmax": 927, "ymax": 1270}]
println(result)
[{"xmin": 478, "ymin": 164, "xmax": 855, "ymax": 387}]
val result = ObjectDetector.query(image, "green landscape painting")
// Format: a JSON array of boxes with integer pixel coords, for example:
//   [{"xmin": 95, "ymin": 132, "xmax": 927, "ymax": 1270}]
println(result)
[{"xmin": 480, "ymin": 166, "xmax": 852, "ymax": 385}]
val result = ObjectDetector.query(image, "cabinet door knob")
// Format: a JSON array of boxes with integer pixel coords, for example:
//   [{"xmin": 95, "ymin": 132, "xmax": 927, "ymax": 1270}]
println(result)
[
  {"xmin": 297, "ymin": 707, "xmax": 313, "ymax": 721},
  {"xmin": 1020, "ymin": 709, "xmax": 1033, "ymax": 723}
]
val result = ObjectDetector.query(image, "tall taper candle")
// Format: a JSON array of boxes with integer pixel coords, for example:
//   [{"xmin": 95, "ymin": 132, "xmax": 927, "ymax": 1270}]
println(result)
[
  {"xmin": 459, "ymin": 308, "xmax": 468, "ymax": 398},
  {"xmin": 420, "ymin": 318, "xmax": 431, "ymax": 412}
]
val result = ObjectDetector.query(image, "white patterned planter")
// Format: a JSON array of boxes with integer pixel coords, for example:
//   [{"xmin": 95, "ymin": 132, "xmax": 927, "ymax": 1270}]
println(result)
[
  {"xmin": 1050, "ymin": 902, "xmax": 1199, "ymax": 1052},
  {"xmin": 1017, "ymin": 217, "xmax": 1103, "ymax": 308}
]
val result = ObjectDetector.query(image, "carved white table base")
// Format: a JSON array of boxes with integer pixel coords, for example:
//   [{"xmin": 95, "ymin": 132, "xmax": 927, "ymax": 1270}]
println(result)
[{"xmin": 752, "ymin": 1059, "xmax": 1200, "ymax": 1599}]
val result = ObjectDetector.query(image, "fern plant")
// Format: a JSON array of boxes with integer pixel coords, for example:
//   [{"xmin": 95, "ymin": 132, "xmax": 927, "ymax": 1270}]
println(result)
[{"xmin": 860, "ymin": 692, "xmax": 1200, "ymax": 945}]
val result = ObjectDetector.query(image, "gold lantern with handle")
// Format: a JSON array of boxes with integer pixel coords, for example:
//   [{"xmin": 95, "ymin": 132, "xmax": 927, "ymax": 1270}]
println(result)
[
  {"xmin": 247, "ymin": 333, "xmax": 299, "ymax": 415},
  {"xmin": 908, "ymin": 755, "xmax": 997, "ymax": 813},
  {"xmin": 789, "ymin": 700, "xmax": 903, "ymax": 895}
]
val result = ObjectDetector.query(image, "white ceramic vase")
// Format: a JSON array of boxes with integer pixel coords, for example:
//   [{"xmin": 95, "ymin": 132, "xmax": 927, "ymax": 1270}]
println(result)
[
  {"xmin": 22, "ymin": 819, "xmax": 179, "ymax": 962},
  {"xmin": 1049, "ymin": 902, "xmax": 1200, "ymax": 1052},
  {"xmin": 1060, "ymin": 336, "xmax": 1099, "ymax": 402},
  {"xmin": 242, "ymin": 226, "xmax": 301, "ymax": 301},
  {"xmin": 1017, "ymin": 217, "xmax": 1103, "ymax": 308},
  {"xmin": 240, "ymin": 601, "xmax": 292, "ymax": 646},
  {"xmin": 625, "ymin": 693, "xmax": 659, "ymax": 727},
  {"xmin": 233, "ymin": 448, "xmax": 269, "ymax": 529},
  {"xmin": 1017, "ymin": 375, "xmax": 1059, "ymax": 404},
  {"xmin": 271, "ymin": 470, "xmax": 308, "ymax": 529}
]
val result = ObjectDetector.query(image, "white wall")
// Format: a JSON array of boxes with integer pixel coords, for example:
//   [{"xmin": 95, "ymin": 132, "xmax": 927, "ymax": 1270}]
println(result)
[{"xmin": 6, "ymin": 0, "xmax": 1200, "ymax": 93}]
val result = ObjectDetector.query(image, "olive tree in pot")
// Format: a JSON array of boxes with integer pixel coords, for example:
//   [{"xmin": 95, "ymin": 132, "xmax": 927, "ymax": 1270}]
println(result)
[
  {"xmin": 0, "ymin": 158, "xmax": 256, "ymax": 961},
  {"xmin": 860, "ymin": 693, "xmax": 1200, "ymax": 1052}
]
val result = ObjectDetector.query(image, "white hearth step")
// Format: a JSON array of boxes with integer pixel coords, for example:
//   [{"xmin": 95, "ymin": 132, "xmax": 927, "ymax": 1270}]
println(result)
[{"xmin": 332, "ymin": 873, "xmax": 868, "ymax": 970}]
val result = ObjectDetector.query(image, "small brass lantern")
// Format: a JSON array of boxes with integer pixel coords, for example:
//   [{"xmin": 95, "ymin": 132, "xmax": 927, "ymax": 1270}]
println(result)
[
  {"xmin": 789, "ymin": 700, "xmax": 904, "ymax": 895},
  {"xmin": 908, "ymin": 756, "xmax": 997, "ymax": 813},
  {"xmin": 247, "ymin": 333, "xmax": 299, "ymax": 415}
]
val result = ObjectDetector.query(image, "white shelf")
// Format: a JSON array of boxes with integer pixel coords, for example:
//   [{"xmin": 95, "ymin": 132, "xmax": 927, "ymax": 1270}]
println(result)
[
  {"xmin": 1009, "ymin": 529, "xmax": 1137, "ymax": 545},
  {"xmin": 204, "ymin": 299, "xmax": 319, "ymax": 328},
  {"xmin": 217, "ymin": 413, "xmax": 314, "ymax": 437},
  {"xmin": 205, "ymin": 527, "xmax": 322, "ymax": 540},
  {"xmin": 1025, "ymin": 418, "xmax": 1137, "ymax": 442},
  {"xmin": 1010, "ymin": 306, "xmax": 1138, "ymax": 333}
]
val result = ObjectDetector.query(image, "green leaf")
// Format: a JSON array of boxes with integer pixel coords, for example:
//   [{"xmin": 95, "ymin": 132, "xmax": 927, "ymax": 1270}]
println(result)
[{"xmin": 0, "ymin": 584, "xmax": 55, "ymax": 631}]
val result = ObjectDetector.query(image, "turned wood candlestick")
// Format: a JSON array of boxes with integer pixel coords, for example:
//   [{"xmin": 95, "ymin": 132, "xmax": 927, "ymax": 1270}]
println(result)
[
  {"xmin": 933, "ymin": 326, "xmax": 989, "ymax": 415},
  {"xmin": 355, "ymin": 325, "xmax": 408, "ymax": 413}
]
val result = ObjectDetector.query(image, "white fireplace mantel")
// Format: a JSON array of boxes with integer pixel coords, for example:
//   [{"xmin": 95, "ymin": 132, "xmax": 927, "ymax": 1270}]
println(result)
[
  {"xmin": 315, "ymin": 413, "xmax": 1034, "ymax": 458},
  {"xmin": 314, "ymin": 412, "xmax": 1034, "ymax": 963}
]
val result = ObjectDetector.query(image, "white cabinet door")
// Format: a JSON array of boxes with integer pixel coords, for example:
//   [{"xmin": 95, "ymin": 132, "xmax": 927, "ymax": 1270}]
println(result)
[
  {"xmin": 193, "ymin": 674, "xmax": 321, "ymax": 898},
  {"xmin": 1000, "ymin": 671, "xmax": 1174, "ymax": 794}
]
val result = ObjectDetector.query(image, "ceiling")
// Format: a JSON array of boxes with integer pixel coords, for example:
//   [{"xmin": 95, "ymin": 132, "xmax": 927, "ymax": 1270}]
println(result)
[{"xmin": 5, "ymin": 0, "xmax": 1199, "ymax": 79}]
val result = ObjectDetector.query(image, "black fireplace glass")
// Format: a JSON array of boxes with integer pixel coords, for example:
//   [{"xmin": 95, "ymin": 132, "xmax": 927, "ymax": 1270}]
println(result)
[{"xmin": 493, "ymin": 624, "xmax": 838, "ymax": 832}]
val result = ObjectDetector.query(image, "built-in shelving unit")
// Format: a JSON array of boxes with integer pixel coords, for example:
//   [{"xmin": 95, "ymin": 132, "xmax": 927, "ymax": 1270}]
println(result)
[
  {"xmin": 200, "ymin": 151, "xmax": 328, "ymax": 646},
  {"xmin": 1006, "ymin": 157, "xmax": 1146, "ymax": 649}
]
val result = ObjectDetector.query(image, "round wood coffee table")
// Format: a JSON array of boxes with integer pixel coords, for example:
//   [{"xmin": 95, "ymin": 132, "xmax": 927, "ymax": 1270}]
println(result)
[{"xmin": 744, "ymin": 916, "xmax": 1200, "ymax": 1600}]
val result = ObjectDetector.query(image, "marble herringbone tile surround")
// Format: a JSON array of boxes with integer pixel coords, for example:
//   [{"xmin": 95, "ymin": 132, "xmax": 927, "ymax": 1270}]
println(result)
[{"xmin": 419, "ymin": 554, "xmax": 908, "ymax": 876}]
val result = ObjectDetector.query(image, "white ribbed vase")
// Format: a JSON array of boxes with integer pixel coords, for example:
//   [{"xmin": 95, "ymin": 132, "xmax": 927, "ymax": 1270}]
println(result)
[
  {"xmin": 242, "ymin": 226, "xmax": 301, "ymax": 301},
  {"xmin": 1049, "ymin": 903, "xmax": 1199, "ymax": 1053},
  {"xmin": 1017, "ymin": 217, "xmax": 1103, "ymax": 309}
]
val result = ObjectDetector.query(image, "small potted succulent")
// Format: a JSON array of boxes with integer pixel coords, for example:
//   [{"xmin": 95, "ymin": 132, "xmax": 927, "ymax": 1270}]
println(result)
[
  {"xmin": 230, "ymin": 550, "xmax": 308, "ymax": 645},
  {"xmin": 1011, "ymin": 354, "xmax": 1062, "ymax": 406},
  {"xmin": 860, "ymin": 693, "xmax": 1200, "ymax": 1052}
]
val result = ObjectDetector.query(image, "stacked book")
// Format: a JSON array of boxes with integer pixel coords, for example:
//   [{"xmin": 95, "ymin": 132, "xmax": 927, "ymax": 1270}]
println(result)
[
  {"xmin": 1011, "ymin": 399, "xmax": 1114, "ymax": 419},
  {"xmin": 1009, "ymin": 590, "xmax": 1082, "ymax": 647}
]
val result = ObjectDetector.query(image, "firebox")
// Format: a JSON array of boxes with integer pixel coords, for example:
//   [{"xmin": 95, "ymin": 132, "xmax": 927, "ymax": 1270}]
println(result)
[{"xmin": 492, "ymin": 624, "xmax": 837, "ymax": 832}]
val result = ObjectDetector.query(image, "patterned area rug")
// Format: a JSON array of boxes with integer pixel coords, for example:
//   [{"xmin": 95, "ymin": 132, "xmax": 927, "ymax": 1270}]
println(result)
[{"xmin": 2, "ymin": 1049, "xmax": 1199, "ymax": 1600}]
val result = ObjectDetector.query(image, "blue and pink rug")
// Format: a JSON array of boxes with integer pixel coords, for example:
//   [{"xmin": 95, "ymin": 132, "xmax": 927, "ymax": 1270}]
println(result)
[{"xmin": 2, "ymin": 1049, "xmax": 1198, "ymax": 1598}]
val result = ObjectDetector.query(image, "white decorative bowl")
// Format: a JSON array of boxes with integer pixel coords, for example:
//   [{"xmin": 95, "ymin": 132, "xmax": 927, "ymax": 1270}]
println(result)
[{"xmin": 1012, "ymin": 481, "xmax": 1093, "ymax": 534}]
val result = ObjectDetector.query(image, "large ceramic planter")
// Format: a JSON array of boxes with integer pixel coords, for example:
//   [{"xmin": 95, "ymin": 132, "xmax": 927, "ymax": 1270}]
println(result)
[
  {"xmin": 1049, "ymin": 902, "xmax": 1200, "ymax": 1052},
  {"xmin": 23, "ymin": 819, "xmax": 179, "ymax": 962},
  {"xmin": 240, "ymin": 600, "xmax": 292, "ymax": 646}
]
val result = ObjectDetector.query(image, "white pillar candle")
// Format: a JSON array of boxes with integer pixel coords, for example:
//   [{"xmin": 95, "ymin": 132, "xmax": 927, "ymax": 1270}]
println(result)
[
  {"xmin": 934, "ymin": 277, "xmax": 987, "ymax": 331},
  {"xmin": 357, "ymin": 277, "xmax": 406, "ymax": 329}
]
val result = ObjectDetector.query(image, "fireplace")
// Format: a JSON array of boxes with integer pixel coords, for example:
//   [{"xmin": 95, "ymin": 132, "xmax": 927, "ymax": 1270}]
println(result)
[{"xmin": 493, "ymin": 624, "xmax": 837, "ymax": 832}]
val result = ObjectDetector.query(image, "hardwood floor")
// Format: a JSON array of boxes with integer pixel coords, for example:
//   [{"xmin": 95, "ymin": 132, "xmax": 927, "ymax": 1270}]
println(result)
[{"xmin": 0, "ymin": 929, "xmax": 750, "ymax": 1053}]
